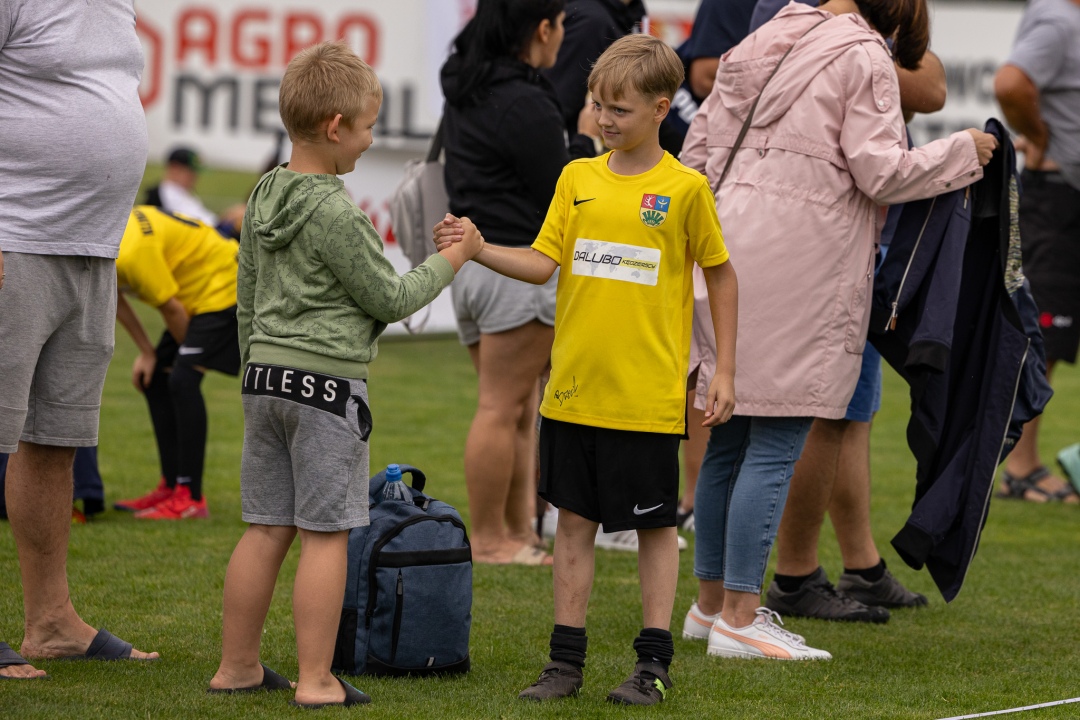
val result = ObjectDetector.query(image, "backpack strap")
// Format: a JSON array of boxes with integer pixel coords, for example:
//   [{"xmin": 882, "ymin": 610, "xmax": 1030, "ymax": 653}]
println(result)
[{"xmin": 716, "ymin": 17, "xmax": 830, "ymax": 190}]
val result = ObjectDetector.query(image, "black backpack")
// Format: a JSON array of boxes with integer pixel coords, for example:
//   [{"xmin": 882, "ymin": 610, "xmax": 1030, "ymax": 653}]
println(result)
[{"xmin": 332, "ymin": 465, "xmax": 472, "ymax": 676}]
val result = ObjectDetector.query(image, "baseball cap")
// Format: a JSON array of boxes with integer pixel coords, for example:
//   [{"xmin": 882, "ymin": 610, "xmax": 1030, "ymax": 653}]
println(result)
[{"xmin": 167, "ymin": 147, "xmax": 202, "ymax": 171}]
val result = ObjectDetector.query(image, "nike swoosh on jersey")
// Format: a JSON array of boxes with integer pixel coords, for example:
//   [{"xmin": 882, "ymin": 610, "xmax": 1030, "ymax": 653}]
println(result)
[
  {"xmin": 178, "ymin": 347, "xmax": 204, "ymax": 355},
  {"xmin": 573, "ymin": 197, "xmax": 596, "ymax": 206},
  {"xmin": 633, "ymin": 503, "xmax": 663, "ymax": 515}
]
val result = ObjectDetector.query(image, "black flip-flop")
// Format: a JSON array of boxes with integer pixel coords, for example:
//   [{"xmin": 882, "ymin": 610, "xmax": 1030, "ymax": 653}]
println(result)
[
  {"xmin": 0, "ymin": 641, "xmax": 49, "ymax": 680},
  {"xmin": 289, "ymin": 676, "xmax": 372, "ymax": 709},
  {"xmin": 207, "ymin": 663, "xmax": 293, "ymax": 694},
  {"xmin": 62, "ymin": 628, "xmax": 157, "ymax": 661}
]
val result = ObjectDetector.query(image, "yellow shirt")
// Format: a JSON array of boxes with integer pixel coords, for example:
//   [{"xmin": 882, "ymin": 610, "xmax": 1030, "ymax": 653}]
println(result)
[
  {"xmin": 117, "ymin": 206, "xmax": 238, "ymax": 315},
  {"xmin": 533, "ymin": 152, "xmax": 729, "ymax": 434}
]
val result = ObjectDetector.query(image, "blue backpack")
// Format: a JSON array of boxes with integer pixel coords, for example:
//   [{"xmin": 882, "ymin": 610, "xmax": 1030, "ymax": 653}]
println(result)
[{"xmin": 333, "ymin": 465, "xmax": 472, "ymax": 676}]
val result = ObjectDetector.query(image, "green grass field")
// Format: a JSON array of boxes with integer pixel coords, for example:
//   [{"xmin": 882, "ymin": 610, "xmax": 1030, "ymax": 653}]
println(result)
[
  {"xmin": 2, "ymin": 166, "xmax": 1079, "ymax": 717},
  {"xmin": 2, "ymin": 322, "xmax": 1079, "ymax": 719}
]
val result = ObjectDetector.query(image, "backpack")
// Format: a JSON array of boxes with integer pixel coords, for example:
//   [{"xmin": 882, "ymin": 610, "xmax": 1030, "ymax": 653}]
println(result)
[
  {"xmin": 332, "ymin": 464, "xmax": 472, "ymax": 677},
  {"xmin": 388, "ymin": 122, "xmax": 448, "ymax": 270}
]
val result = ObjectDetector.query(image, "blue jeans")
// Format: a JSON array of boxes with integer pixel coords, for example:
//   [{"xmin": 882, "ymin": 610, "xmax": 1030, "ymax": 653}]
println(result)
[{"xmin": 693, "ymin": 416, "xmax": 813, "ymax": 594}]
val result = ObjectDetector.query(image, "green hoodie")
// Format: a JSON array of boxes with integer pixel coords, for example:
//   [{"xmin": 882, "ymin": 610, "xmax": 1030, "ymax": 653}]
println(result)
[{"xmin": 237, "ymin": 166, "xmax": 454, "ymax": 378}]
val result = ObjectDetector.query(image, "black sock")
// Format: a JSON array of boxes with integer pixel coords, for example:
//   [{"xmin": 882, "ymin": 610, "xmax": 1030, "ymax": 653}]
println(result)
[
  {"xmin": 844, "ymin": 559, "xmax": 886, "ymax": 582},
  {"xmin": 633, "ymin": 628, "xmax": 673, "ymax": 670},
  {"xmin": 169, "ymin": 364, "xmax": 207, "ymax": 501},
  {"xmin": 549, "ymin": 625, "xmax": 587, "ymax": 669},
  {"xmin": 774, "ymin": 570, "xmax": 815, "ymax": 593}
]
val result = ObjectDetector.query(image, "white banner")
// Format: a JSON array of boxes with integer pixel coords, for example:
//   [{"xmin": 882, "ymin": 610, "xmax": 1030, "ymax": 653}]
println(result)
[{"xmin": 133, "ymin": 0, "xmax": 1024, "ymax": 333}]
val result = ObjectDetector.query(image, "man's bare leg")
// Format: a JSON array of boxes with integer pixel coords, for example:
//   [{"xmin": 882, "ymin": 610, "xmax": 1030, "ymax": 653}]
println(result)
[{"xmin": 8, "ymin": 441, "xmax": 158, "ymax": 659}]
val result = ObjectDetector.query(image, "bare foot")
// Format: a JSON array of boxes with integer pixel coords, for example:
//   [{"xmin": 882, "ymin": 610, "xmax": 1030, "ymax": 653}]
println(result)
[
  {"xmin": 210, "ymin": 663, "xmax": 296, "ymax": 691},
  {"xmin": 21, "ymin": 623, "xmax": 160, "ymax": 660},
  {"xmin": 293, "ymin": 675, "xmax": 346, "ymax": 706},
  {"xmin": 473, "ymin": 542, "xmax": 552, "ymax": 565},
  {"xmin": 0, "ymin": 662, "xmax": 48, "ymax": 679}
]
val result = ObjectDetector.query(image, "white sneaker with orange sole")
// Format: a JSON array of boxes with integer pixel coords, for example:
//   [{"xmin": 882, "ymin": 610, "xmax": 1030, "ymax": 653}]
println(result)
[{"xmin": 707, "ymin": 608, "xmax": 831, "ymax": 660}]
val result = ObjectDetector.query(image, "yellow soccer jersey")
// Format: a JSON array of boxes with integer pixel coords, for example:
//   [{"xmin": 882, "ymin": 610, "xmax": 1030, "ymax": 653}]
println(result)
[
  {"xmin": 533, "ymin": 152, "xmax": 729, "ymax": 434},
  {"xmin": 117, "ymin": 206, "xmax": 239, "ymax": 316}
]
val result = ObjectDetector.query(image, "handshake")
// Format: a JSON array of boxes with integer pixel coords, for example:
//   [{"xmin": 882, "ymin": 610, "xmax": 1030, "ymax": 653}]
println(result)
[{"xmin": 431, "ymin": 214, "xmax": 484, "ymax": 269}]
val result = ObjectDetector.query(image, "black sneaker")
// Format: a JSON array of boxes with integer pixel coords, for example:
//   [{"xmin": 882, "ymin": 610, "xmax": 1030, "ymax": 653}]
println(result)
[
  {"xmin": 606, "ymin": 662, "xmax": 672, "ymax": 706},
  {"xmin": 838, "ymin": 568, "xmax": 929, "ymax": 609},
  {"xmin": 518, "ymin": 661, "xmax": 583, "ymax": 701},
  {"xmin": 766, "ymin": 567, "xmax": 890, "ymax": 623}
]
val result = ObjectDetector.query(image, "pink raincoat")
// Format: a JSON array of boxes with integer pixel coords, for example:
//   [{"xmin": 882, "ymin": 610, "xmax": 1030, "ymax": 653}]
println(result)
[{"xmin": 683, "ymin": 2, "xmax": 983, "ymax": 419}]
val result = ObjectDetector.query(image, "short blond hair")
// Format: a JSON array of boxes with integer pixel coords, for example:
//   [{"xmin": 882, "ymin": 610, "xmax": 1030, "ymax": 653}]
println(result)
[
  {"xmin": 587, "ymin": 34, "xmax": 683, "ymax": 102},
  {"xmin": 279, "ymin": 41, "xmax": 383, "ymax": 142}
]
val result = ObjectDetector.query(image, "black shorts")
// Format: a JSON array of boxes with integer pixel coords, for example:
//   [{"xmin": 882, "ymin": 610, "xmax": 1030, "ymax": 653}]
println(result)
[
  {"xmin": 157, "ymin": 306, "xmax": 241, "ymax": 376},
  {"xmin": 1020, "ymin": 171, "xmax": 1080, "ymax": 364},
  {"xmin": 538, "ymin": 418, "xmax": 680, "ymax": 533}
]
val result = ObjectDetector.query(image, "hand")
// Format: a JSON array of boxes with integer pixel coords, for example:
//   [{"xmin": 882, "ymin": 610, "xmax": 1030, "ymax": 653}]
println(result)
[
  {"xmin": 457, "ymin": 217, "xmax": 485, "ymax": 260},
  {"xmin": 965, "ymin": 129, "xmax": 999, "ymax": 166},
  {"xmin": 433, "ymin": 213, "xmax": 464, "ymax": 251},
  {"xmin": 1013, "ymin": 134, "xmax": 1046, "ymax": 171},
  {"xmin": 131, "ymin": 351, "xmax": 156, "ymax": 392},
  {"xmin": 702, "ymin": 373, "xmax": 735, "ymax": 427}
]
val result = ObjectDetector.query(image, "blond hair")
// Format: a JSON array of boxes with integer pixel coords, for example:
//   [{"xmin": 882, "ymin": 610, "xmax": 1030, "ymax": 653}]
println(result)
[
  {"xmin": 279, "ymin": 41, "xmax": 383, "ymax": 142},
  {"xmin": 587, "ymin": 34, "xmax": 684, "ymax": 102}
]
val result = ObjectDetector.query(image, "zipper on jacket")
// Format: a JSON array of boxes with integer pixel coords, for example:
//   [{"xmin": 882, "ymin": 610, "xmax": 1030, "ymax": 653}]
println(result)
[
  {"xmin": 961, "ymin": 339, "xmax": 1030, "ymax": 599},
  {"xmin": 390, "ymin": 571, "xmax": 404, "ymax": 663},
  {"xmin": 887, "ymin": 198, "xmax": 937, "ymax": 332}
]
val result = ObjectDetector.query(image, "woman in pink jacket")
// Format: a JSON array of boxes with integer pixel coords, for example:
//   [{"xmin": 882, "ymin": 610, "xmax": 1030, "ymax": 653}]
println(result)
[{"xmin": 678, "ymin": 0, "xmax": 997, "ymax": 660}]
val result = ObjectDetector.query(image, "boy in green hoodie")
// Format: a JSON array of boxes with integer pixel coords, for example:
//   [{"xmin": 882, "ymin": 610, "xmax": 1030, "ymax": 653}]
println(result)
[{"xmin": 208, "ymin": 41, "xmax": 480, "ymax": 707}]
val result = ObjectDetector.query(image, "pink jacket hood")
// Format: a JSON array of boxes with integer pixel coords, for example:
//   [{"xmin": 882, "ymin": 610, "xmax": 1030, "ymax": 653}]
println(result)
[{"xmin": 716, "ymin": 4, "xmax": 888, "ymax": 129}]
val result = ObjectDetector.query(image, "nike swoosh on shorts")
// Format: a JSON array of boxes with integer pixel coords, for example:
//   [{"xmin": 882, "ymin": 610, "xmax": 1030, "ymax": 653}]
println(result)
[
  {"xmin": 178, "ymin": 347, "xmax": 204, "ymax": 355},
  {"xmin": 633, "ymin": 503, "xmax": 663, "ymax": 515}
]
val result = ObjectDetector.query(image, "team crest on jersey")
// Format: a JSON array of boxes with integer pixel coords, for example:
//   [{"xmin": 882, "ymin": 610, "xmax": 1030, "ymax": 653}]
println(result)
[{"xmin": 640, "ymin": 194, "xmax": 670, "ymax": 227}]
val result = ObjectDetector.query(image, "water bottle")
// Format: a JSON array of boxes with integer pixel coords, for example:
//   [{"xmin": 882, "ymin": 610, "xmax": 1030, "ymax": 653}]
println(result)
[{"xmin": 381, "ymin": 464, "xmax": 411, "ymax": 503}]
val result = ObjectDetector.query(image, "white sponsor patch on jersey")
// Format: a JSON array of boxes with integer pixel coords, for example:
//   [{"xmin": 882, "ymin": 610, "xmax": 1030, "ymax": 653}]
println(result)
[{"xmin": 571, "ymin": 238, "xmax": 661, "ymax": 286}]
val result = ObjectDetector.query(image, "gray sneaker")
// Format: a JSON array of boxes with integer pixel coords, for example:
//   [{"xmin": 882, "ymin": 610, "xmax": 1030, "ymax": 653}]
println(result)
[
  {"xmin": 766, "ymin": 567, "xmax": 890, "ymax": 623},
  {"xmin": 518, "ymin": 661, "xmax": 583, "ymax": 701},
  {"xmin": 838, "ymin": 568, "xmax": 929, "ymax": 609},
  {"xmin": 606, "ymin": 662, "xmax": 672, "ymax": 706}
]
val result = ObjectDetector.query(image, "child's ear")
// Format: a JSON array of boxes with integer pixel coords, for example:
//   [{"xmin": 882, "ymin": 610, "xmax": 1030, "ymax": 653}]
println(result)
[
  {"xmin": 325, "ymin": 113, "xmax": 344, "ymax": 143},
  {"xmin": 653, "ymin": 97, "xmax": 671, "ymax": 124}
]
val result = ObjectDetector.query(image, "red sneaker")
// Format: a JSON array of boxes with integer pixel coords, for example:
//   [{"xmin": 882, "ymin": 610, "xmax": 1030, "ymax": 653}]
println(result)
[
  {"xmin": 135, "ymin": 485, "xmax": 208, "ymax": 520},
  {"xmin": 114, "ymin": 478, "xmax": 173, "ymax": 512}
]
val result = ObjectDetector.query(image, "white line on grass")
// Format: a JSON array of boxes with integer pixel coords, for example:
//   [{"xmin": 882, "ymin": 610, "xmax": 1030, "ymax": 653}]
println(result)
[{"xmin": 938, "ymin": 697, "xmax": 1080, "ymax": 719}]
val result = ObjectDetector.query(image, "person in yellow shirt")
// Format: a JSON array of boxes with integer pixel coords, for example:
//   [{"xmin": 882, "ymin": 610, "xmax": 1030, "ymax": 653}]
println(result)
[
  {"xmin": 112, "ymin": 206, "xmax": 240, "ymax": 519},
  {"xmin": 438, "ymin": 35, "xmax": 737, "ymax": 705}
]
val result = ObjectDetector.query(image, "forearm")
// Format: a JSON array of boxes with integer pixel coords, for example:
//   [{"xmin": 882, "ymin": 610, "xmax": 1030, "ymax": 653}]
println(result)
[
  {"xmin": 472, "ymin": 244, "xmax": 558, "ymax": 285},
  {"xmin": 158, "ymin": 298, "xmax": 190, "ymax": 344},
  {"xmin": 702, "ymin": 261, "xmax": 737, "ymax": 379},
  {"xmin": 995, "ymin": 65, "xmax": 1049, "ymax": 149},
  {"xmin": 115, "ymin": 292, "xmax": 156, "ymax": 355}
]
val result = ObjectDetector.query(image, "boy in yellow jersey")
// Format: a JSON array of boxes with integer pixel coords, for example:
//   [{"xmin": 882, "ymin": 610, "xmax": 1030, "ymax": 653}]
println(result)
[
  {"xmin": 112, "ymin": 206, "xmax": 241, "ymax": 519},
  {"xmin": 436, "ymin": 34, "xmax": 738, "ymax": 705}
]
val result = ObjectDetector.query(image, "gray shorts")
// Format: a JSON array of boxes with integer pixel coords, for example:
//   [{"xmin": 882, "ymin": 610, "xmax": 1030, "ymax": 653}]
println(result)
[
  {"xmin": 0, "ymin": 253, "xmax": 116, "ymax": 453},
  {"xmin": 240, "ymin": 363, "xmax": 372, "ymax": 532},
  {"xmin": 451, "ymin": 259, "xmax": 557, "ymax": 346}
]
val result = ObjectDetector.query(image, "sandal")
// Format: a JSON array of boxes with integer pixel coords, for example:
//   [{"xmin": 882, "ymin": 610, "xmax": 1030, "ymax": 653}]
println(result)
[{"xmin": 998, "ymin": 466, "xmax": 1078, "ymax": 502}]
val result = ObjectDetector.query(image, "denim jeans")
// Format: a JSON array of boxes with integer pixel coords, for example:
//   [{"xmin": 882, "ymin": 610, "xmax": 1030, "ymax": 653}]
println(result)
[{"xmin": 693, "ymin": 415, "xmax": 813, "ymax": 594}]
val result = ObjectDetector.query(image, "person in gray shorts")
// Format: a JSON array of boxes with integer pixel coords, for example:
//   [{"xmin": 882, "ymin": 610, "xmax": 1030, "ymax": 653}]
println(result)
[
  {"xmin": 0, "ymin": 0, "xmax": 157, "ymax": 676},
  {"xmin": 207, "ymin": 42, "xmax": 480, "ymax": 707}
]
